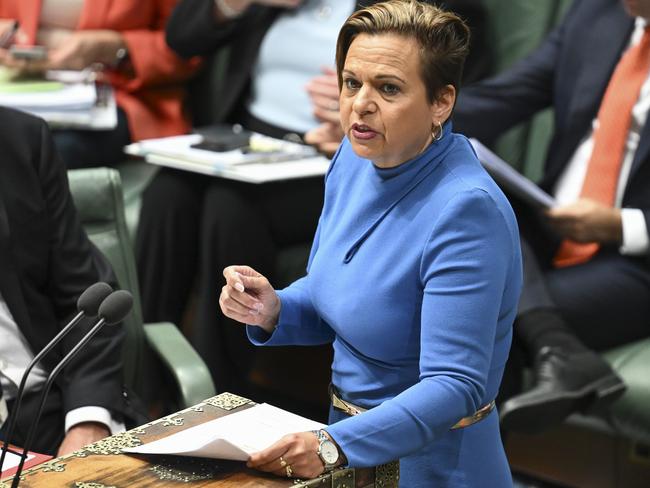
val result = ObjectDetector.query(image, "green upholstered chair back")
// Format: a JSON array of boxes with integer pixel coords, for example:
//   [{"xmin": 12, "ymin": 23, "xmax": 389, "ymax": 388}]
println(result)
[
  {"xmin": 67, "ymin": 168, "xmax": 145, "ymax": 395},
  {"xmin": 481, "ymin": 0, "xmax": 574, "ymax": 181}
]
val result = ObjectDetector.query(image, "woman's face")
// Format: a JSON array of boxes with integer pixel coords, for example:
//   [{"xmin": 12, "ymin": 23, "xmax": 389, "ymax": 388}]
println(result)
[{"xmin": 339, "ymin": 33, "xmax": 454, "ymax": 168}]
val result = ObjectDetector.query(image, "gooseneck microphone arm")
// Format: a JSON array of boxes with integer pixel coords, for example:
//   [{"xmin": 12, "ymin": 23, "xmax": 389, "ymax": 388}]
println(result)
[
  {"xmin": 0, "ymin": 282, "xmax": 113, "ymax": 473},
  {"xmin": 10, "ymin": 290, "xmax": 132, "ymax": 488},
  {"xmin": 0, "ymin": 311, "xmax": 83, "ymax": 468},
  {"xmin": 10, "ymin": 320, "xmax": 107, "ymax": 488}
]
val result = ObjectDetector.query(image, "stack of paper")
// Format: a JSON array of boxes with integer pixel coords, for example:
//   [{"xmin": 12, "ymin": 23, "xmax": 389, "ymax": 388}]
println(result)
[
  {"xmin": 0, "ymin": 82, "xmax": 96, "ymax": 111},
  {"xmin": 123, "ymin": 403, "xmax": 326, "ymax": 461},
  {"xmin": 0, "ymin": 68, "xmax": 117, "ymax": 130},
  {"xmin": 125, "ymin": 133, "xmax": 331, "ymax": 184}
]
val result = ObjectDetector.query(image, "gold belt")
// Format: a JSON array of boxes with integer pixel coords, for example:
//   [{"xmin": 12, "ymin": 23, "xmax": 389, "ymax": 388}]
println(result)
[{"xmin": 329, "ymin": 385, "xmax": 495, "ymax": 430}]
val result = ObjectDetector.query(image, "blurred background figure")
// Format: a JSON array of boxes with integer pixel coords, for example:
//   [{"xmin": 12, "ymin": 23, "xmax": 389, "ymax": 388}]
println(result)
[
  {"xmin": 137, "ymin": 0, "xmax": 491, "ymax": 398},
  {"xmin": 0, "ymin": 0, "xmax": 200, "ymax": 169},
  {"xmin": 0, "ymin": 107, "xmax": 139, "ymax": 456},
  {"xmin": 454, "ymin": 0, "xmax": 650, "ymax": 433}
]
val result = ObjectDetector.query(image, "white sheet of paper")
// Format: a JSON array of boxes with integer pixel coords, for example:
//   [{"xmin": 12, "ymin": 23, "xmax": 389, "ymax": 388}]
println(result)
[
  {"xmin": 1, "ymin": 450, "xmax": 35, "ymax": 472},
  {"xmin": 123, "ymin": 403, "xmax": 326, "ymax": 461},
  {"xmin": 0, "ymin": 83, "xmax": 96, "ymax": 110},
  {"xmin": 143, "ymin": 153, "xmax": 330, "ymax": 184}
]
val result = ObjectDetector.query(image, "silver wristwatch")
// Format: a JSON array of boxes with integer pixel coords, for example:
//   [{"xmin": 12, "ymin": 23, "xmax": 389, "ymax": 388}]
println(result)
[{"xmin": 312, "ymin": 429, "xmax": 340, "ymax": 471}]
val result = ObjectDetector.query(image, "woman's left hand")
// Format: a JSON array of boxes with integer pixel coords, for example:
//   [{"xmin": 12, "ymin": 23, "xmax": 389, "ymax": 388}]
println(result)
[
  {"xmin": 304, "ymin": 121, "xmax": 343, "ymax": 157},
  {"xmin": 46, "ymin": 30, "xmax": 126, "ymax": 70},
  {"xmin": 247, "ymin": 431, "xmax": 324, "ymax": 479}
]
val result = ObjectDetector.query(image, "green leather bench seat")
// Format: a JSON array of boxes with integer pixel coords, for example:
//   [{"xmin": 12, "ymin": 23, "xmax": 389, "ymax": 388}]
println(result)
[
  {"xmin": 603, "ymin": 339, "xmax": 650, "ymax": 443},
  {"xmin": 114, "ymin": 160, "xmax": 159, "ymax": 243},
  {"xmin": 68, "ymin": 168, "xmax": 215, "ymax": 410}
]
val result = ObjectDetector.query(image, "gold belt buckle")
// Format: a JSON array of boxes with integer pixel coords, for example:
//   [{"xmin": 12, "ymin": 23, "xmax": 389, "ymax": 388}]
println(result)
[
  {"xmin": 331, "ymin": 391, "xmax": 367, "ymax": 416},
  {"xmin": 451, "ymin": 400, "xmax": 496, "ymax": 429},
  {"xmin": 330, "ymin": 384, "xmax": 494, "ymax": 429},
  {"xmin": 330, "ymin": 385, "xmax": 367, "ymax": 416}
]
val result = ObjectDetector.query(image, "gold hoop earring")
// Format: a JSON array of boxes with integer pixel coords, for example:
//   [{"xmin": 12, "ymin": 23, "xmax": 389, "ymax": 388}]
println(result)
[{"xmin": 431, "ymin": 121, "xmax": 444, "ymax": 142}]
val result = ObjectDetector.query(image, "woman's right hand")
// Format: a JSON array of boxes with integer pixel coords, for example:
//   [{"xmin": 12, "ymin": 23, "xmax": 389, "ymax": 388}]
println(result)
[{"xmin": 220, "ymin": 265, "xmax": 281, "ymax": 334}]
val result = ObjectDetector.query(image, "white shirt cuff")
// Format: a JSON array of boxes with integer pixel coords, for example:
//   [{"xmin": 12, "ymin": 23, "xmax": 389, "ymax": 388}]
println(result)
[
  {"xmin": 0, "ymin": 397, "xmax": 8, "ymax": 429},
  {"xmin": 64, "ymin": 406, "xmax": 126, "ymax": 435},
  {"xmin": 619, "ymin": 208, "xmax": 650, "ymax": 255}
]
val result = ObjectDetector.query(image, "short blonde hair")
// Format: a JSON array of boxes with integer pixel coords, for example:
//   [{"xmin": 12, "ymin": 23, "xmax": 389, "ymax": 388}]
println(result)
[{"xmin": 336, "ymin": 0, "xmax": 470, "ymax": 103}]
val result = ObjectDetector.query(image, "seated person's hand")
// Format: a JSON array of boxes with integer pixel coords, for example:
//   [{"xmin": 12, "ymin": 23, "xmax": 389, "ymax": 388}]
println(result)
[
  {"xmin": 0, "ymin": 28, "xmax": 47, "ymax": 76},
  {"xmin": 249, "ymin": 0, "xmax": 303, "ymax": 6},
  {"xmin": 545, "ymin": 198, "xmax": 623, "ymax": 244},
  {"xmin": 0, "ymin": 30, "xmax": 126, "ymax": 76},
  {"xmin": 0, "ymin": 50, "xmax": 48, "ymax": 76},
  {"xmin": 305, "ymin": 121, "xmax": 344, "ymax": 157},
  {"xmin": 57, "ymin": 422, "xmax": 110, "ymax": 456},
  {"xmin": 247, "ymin": 431, "xmax": 324, "ymax": 479},
  {"xmin": 306, "ymin": 66, "xmax": 340, "ymax": 125},
  {"xmin": 45, "ymin": 30, "xmax": 126, "ymax": 71},
  {"xmin": 218, "ymin": 0, "xmax": 303, "ymax": 18},
  {"xmin": 220, "ymin": 265, "xmax": 280, "ymax": 333}
]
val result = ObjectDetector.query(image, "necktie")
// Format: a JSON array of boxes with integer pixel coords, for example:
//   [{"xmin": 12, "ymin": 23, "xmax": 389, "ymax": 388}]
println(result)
[{"xmin": 553, "ymin": 27, "xmax": 650, "ymax": 268}]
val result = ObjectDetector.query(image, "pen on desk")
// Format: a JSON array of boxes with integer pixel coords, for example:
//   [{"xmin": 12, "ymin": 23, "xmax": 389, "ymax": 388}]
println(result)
[{"xmin": 0, "ymin": 21, "xmax": 19, "ymax": 49}]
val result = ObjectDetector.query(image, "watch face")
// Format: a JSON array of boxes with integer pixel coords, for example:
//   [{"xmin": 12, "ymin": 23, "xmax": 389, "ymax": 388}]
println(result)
[{"xmin": 321, "ymin": 440, "xmax": 339, "ymax": 465}]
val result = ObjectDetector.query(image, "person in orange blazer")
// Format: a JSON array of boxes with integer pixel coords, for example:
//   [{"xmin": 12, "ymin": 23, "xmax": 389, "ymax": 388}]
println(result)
[{"xmin": 0, "ymin": 0, "xmax": 200, "ymax": 168}]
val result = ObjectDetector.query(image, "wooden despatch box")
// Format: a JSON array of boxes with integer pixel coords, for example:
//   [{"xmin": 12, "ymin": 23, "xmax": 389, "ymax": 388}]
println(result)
[{"xmin": 1, "ymin": 393, "xmax": 399, "ymax": 488}]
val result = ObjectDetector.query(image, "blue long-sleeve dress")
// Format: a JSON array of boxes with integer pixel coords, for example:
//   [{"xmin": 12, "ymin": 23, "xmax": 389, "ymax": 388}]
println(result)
[{"xmin": 248, "ymin": 123, "xmax": 522, "ymax": 487}]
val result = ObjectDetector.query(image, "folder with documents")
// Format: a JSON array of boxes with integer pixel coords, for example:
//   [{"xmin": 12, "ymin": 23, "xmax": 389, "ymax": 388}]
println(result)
[
  {"xmin": 125, "ymin": 131, "xmax": 331, "ymax": 184},
  {"xmin": 0, "ymin": 68, "xmax": 117, "ymax": 130},
  {"xmin": 470, "ymin": 138, "xmax": 556, "ymax": 209}
]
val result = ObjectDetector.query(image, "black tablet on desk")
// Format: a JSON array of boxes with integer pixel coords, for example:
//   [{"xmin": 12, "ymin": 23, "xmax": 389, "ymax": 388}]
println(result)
[{"xmin": 192, "ymin": 124, "xmax": 252, "ymax": 152}]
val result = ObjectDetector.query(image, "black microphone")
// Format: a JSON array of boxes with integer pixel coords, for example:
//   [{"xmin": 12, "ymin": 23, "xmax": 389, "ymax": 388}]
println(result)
[
  {"xmin": 0, "ymin": 282, "xmax": 113, "ymax": 473},
  {"xmin": 10, "ymin": 289, "xmax": 133, "ymax": 488}
]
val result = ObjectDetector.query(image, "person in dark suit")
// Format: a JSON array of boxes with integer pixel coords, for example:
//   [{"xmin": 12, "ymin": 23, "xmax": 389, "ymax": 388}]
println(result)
[
  {"xmin": 453, "ymin": 0, "xmax": 650, "ymax": 432},
  {"xmin": 0, "ymin": 107, "xmax": 131, "ymax": 455},
  {"xmin": 137, "ymin": 0, "xmax": 491, "ymax": 397}
]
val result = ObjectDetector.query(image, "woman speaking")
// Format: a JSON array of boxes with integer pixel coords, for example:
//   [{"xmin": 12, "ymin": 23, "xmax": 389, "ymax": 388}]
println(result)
[{"xmin": 219, "ymin": 1, "xmax": 522, "ymax": 486}]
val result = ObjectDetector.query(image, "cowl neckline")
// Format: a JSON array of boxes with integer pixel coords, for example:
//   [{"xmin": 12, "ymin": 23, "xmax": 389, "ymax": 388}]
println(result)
[
  {"xmin": 341, "ymin": 122, "xmax": 455, "ymax": 263},
  {"xmin": 370, "ymin": 122, "xmax": 453, "ymax": 181}
]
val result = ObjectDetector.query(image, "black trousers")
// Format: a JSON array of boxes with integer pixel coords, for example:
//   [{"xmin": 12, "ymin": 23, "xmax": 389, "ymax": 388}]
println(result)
[
  {"xmin": 136, "ymin": 168, "xmax": 324, "ymax": 394},
  {"xmin": 497, "ymin": 202, "xmax": 650, "ymax": 403},
  {"xmin": 52, "ymin": 108, "xmax": 131, "ymax": 169},
  {"xmin": 519, "ymin": 239, "xmax": 650, "ymax": 351},
  {"xmin": 516, "ymin": 204, "xmax": 650, "ymax": 352}
]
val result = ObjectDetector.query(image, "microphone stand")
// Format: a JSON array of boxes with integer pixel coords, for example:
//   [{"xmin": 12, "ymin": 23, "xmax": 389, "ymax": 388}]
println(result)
[
  {"xmin": 9, "ymin": 317, "xmax": 109, "ymax": 488},
  {"xmin": 0, "ymin": 310, "xmax": 85, "ymax": 472}
]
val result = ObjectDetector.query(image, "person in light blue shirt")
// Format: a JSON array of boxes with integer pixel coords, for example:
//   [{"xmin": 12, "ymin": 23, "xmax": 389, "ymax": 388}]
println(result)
[{"xmin": 219, "ymin": 2, "xmax": 522, "ymax": 486}]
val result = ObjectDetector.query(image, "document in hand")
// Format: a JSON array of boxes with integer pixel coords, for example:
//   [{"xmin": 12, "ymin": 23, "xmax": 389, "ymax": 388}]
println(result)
[
  {"xmin": 470, "ymin": 138, "xmax": 556, "ymax": 210},
  {"xmin": 123, "ymin": 403, "xmax": 326, "ymax": 461}
]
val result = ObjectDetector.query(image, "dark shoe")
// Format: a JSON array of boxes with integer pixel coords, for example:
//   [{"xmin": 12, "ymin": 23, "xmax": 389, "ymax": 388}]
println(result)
[{"xmin": 500, "ymin": 347, "xmax": 626, "ymax": 434}]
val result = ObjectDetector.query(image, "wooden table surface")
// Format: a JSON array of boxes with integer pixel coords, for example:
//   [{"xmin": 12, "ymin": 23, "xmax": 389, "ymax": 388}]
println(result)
[{"xmin": 0, "ymin": 393, "xmax": 398, "ymax": 488}]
